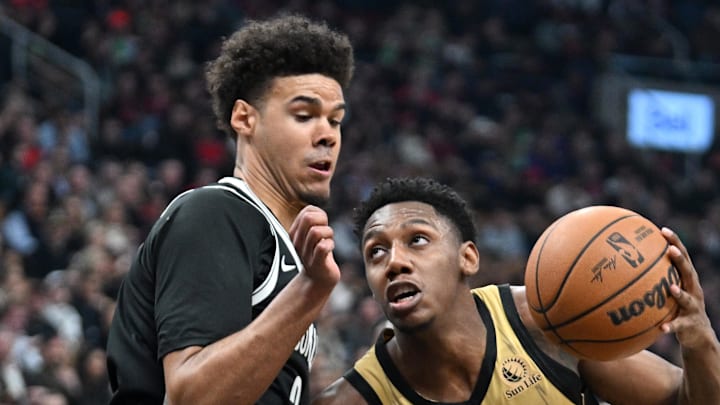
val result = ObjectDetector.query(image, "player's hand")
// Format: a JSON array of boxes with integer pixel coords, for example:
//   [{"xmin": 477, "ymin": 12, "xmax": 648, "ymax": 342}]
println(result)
[
  {"xmin": 289, "ymin": 205, "xmax": 341, "ymax": 289},
  {"xmin": 660, "ymin": 227, "xmax": 715, "ymax": 349}
]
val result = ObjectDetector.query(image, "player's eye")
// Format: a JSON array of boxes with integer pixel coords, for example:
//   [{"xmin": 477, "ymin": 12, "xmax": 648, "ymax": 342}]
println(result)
[
  {"xmin": 410, "ymin": 235, "xmax": 429, "ymax": 246},
  {"xmin": 367, "ymin": 245, "xmax": 386, "ymax": 260}
]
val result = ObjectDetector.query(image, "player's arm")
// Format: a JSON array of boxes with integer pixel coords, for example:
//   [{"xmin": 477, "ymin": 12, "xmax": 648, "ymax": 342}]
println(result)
[
  {"xmin": 164, "ymin": 276, "xmax": 334, "ymax": 404},
  {"xmin": 163, "ymin": 274, "xmax": 335, "ymax": 404},
  {"xmin": 312, "ymin": 377, "xmax": 368, "ymax": 405},
  {"xmin": 580, "ymin": 228, "xmax": 720, "ymax": 405},
  {"xmin": 579, "ymin": 350, "xmax": 681, "ymax": 405},
  {"xmin": 162, "ymin": 205, "xmax": 340, "ymax": 405},
  {"xmin": 659, "ymin": 227, "xmax": 720, "ymax": 405}
]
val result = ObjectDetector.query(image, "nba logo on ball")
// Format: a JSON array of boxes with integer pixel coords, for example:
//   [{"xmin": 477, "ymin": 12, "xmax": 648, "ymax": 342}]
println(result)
[
  {"xmin": 524, "ymin": 205, "xmax": 681, "ymax": 361},
  {"xmin": 606, "ymin": 232, "xmax": 644, "ymax": 267}
]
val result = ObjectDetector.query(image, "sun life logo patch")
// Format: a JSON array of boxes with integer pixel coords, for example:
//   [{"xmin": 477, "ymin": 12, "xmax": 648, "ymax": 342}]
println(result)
[
  {"xmin": 501, "ymin": 357, "xmax": 543, "ymax": 399},
  {"xmin": 501, "ymin": 357, "xmax": 527, "ymax": 383}
]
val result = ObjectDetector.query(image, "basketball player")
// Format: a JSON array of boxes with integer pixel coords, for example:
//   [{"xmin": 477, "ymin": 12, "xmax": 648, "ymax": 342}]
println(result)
[
  {"xmin": 106, "ymin": 15, "xmax": 354, "ymax": 404},
  {"xmin": 313, "ymin": 177, "xmax": 720, "ymax": 405}
]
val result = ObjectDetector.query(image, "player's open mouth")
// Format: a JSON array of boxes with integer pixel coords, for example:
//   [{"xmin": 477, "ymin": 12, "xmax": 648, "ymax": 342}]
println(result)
[
  {"xmin": 387, "ymin": 282, "xmax": 420, "ymax": 304},
  {"xmin": 310, "ymin": 161, "xmax": 331, "ymax": 172}
]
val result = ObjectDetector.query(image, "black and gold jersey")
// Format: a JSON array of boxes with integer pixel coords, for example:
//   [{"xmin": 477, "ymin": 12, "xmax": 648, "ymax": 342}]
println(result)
[{"xmin": 345, "ymin": 284, "xmax": 598, "ymax": 405}]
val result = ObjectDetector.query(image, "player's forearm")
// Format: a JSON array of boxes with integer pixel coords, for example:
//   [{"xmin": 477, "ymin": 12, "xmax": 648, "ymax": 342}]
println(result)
[
  {"xmin": 677, "ymin": 332, "xmax": 720, "ymax": 405},
  {"xmin": 165, "ymin": 273, "xmax": 335, "ymax": 405}
]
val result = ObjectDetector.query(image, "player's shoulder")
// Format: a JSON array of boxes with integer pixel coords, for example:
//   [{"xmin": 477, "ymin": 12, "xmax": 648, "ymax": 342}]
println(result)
[
  {"xmin": 186, "ymin": 181, "xmax": 254, "ymax": 204},
  {"xmin": 508, "ymin": 284, "xmax": 527, "ymax": 302},
  {"xmin": 312, "ymin": 377, "xmax": 367, "ymax": 405},
  {"xmin": 170, "ymin": 182, "xmax": 261, "ymax": 216},
  {"xmin": 151, "ymin": 183, "xmax": 269, "ymax": 238},
  {"xmin": 471, "ymin": 283, "xmax": 526, "ymax": 304}
]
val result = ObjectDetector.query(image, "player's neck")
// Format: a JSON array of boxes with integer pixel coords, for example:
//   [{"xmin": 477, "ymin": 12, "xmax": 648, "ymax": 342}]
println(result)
[
  {"xmin": 233, "ymin": 168, "xmax": 301, "ymax": 231},
  {"xmin": 389, "ymin": 323, "xmax": 486, "ymax": 402},
  {"xmin": 391, "ymin": 292, "xmax": 487, "ymax": 374}
]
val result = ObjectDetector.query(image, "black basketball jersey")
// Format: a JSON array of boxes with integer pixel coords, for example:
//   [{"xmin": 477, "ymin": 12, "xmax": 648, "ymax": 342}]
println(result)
[{"xmin": 106, "ymin": 177, "xmax": 317, "ymax": 404}]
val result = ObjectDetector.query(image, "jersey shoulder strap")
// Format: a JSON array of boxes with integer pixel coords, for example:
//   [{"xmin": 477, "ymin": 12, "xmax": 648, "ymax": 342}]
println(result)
[
  {"xmin": 203, "ymin": 177, "xmax": 303, "ymax": 306},
  {"xmin": 473, "ymin": 285, "xmax": 595, "ymax": 405}
]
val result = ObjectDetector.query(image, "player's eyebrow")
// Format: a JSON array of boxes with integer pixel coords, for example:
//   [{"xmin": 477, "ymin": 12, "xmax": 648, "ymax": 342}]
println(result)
[
  {"xmin": 362, "ymin": 218, "xmax": 435, "ymax": 244},
  {"xmin": 289, "ymin": 95, "xmax": 346, "ymax": 112}
]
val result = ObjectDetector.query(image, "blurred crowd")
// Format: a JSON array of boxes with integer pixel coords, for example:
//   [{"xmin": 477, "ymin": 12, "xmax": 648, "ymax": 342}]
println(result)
[{"xmin": 1, "ymin": 0, "xmax": 720, "ymax": 403}]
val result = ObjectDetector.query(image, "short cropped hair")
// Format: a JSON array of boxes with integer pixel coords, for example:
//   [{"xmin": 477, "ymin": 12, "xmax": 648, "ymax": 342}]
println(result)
[
  {"xmin": 206, "ymin": 14, "xmax": 355, "ymax": 138},
  {"xmin": 353, "ymin": 177, "xmax": 477, "ymax": 244}
]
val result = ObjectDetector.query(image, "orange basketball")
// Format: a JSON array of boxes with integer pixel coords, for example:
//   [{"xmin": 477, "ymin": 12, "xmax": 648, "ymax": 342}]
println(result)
[{"xmin": 524, "ymin": 205, "xmax": 681, "ymax": 361}]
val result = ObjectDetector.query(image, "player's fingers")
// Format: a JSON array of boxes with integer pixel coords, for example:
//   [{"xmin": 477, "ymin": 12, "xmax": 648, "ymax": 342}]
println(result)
[
  {"xmin": 660, "ymin": 228, "xmax": 696, "ymax": 291},
  {"xmin": 306, "ymin": 225, "xmax": 334, "ymax": 256},
  {"xmin": 661, "ymin": 286, "xmax": 692, "ymax": 335},
  {"xmin": 669, "ymin": 283, "xmax": 696, "ymax": 310},
  {"xmin": 288, "ymin": 205, "xmax": 318, "ymax": 236},
  {"xmin": 661, "ymin": 227, "xmax": 691, "ymax": 263},
  {"xmin": 314, "ymin": 237, "xmax": 335, "ymax": 259},
  {"xmin": 662, "ymin": 317, "xmax": 685, "ymax": 334},
  {"xmin": 290, "ymin": 206, "xmax": 328, "ymax": 252},
  {"xmin": 662, "ymin": 289, "xmax": 710, "ymax": 347},
  {"xmin": 289, "ymin": 210, "xmax": 307, "ymax": 246},
  {"xmin": 667, "ymin": 244, "xmax": 701, "ymax": 296},
  {"xmin": 297, "ymin": 221, "xmax": 334, "ymax": 267},
  {"xmin": 306, "ymin": 236, "xmax": 340, "ymax": 285},
  {"xmin": 662, "ymin": 229, "xmax": 701, "ymax": 296}
]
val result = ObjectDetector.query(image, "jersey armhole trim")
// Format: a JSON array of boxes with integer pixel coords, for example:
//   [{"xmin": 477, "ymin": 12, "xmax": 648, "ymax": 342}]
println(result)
[
  {"xmin": 470, "ymin": 294, "xmax": 496, "ymax": 404},
  {"xmin": 203, "ymin": 183, "xmax": 282, "ymax": 306},
  {"xmin": 344, "ymin": 369, "xmax": 384, "ymax": 405}
]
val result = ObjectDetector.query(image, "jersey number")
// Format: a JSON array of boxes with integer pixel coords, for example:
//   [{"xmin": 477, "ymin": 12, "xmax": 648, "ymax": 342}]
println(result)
[{"xmin": 289, "ymin": 376, "xmax": 302, "ymax": 405}]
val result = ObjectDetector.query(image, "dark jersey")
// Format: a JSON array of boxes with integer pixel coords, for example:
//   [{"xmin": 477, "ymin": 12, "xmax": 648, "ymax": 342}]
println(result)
[{"xmin": 106, "ymin": 177, "xmax": 317, "ymax": 404}]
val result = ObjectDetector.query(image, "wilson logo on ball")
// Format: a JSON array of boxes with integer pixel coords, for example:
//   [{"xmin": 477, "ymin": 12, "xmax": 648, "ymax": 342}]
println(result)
[{"xmin": 606, "ymin": 264, "xmax": 681, "ymax": 326}]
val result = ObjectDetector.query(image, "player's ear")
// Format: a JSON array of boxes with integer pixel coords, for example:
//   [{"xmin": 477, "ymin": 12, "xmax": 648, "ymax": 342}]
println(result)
[
  {"xmin": 459, "ymin": 241, "xmax": 480, "ymax": 277},
  {"xmin": 230, "ymin": 99, "xmax": 257, "ymax": 139}
]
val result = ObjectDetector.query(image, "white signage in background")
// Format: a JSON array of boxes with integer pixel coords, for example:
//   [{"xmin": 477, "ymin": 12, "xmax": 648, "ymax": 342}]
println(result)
[{"xmin": 627, "ymin": 88, "xmax": 715, "ymax": 153}]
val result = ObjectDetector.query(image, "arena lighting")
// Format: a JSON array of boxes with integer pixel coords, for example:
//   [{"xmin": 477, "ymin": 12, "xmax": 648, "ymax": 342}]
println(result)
[
  {"xmin": 594, "ymin": 58, "xmax": 720, "ymax": 155},
  {"xmin": 627, "ymin": 88, "xmax": 715, "ymax": 153}
]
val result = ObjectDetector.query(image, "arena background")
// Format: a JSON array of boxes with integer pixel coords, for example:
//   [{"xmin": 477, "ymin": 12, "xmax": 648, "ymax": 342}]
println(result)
[{"xmin": 1, "ymin": 1, "xmax": 720, "ymax": 403}]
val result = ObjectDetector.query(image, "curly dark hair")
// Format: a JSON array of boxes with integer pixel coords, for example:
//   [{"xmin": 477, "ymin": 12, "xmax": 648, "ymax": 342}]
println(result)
[
  {"xmin": 353, "ymin": 177, "xmax": 477, "ymax": 244},
  {"xmin": 205, "ymin": 14, "xmax": 354, "ymax": 138}
]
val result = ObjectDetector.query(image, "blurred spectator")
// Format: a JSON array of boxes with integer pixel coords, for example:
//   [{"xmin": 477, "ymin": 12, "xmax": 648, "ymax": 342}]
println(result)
[
  {"xmin": 2, "ymin": 182, "xmax": 56, "ymax": 279},
  {"xmin": 40, "ymin": 271, "xmax": 83, "ymax": 354},
  {"xmin": 37, "ymin": 108, "xmax": 90, "ymax": 165},
  {"xmin": 23, "ymin": 332, "xmax": 82, "ymax": 404},
  {"xmin": 0, "ymin": 328, "xmax": 27, "ymax": 403},
  {"xmin": 76, "ymin": 347, "xmax": 111, "ymax": 405}
]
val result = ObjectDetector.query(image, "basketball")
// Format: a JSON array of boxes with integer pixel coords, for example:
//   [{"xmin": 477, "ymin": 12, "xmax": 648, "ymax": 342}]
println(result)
[{"xmin": 524, "ymin": 205, "xmax": 681, "ymax": 361}]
